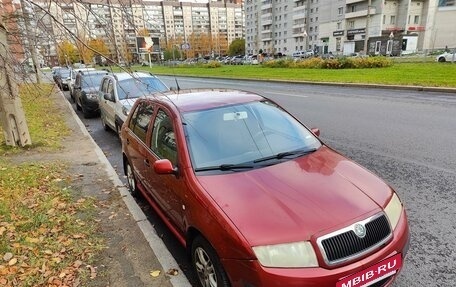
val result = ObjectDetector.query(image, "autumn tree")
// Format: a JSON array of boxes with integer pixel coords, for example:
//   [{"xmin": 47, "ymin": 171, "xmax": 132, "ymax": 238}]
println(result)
[
  {"xmin": 88, "ymin": 38, "xmax": 110, "ymax": 63},
  {"xmin": 57, "ymin": 40, "xmax": 79, "ymax": 65}
]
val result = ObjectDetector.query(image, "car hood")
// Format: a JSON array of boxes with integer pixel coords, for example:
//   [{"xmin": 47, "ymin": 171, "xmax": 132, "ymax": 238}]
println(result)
[
  {"xmin": 118, "ymin": 98, "xmax": 139, "ymax": 109},
  {"xmin": 82, "ymin": 86, "xmax": 99, "ymax": 94},
  {"xmin": 196, "ymin": 146, "xmax": 392, "ymax": 247}
]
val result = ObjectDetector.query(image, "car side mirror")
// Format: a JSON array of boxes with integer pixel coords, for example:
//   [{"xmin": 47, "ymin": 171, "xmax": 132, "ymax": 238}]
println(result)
[
  {"xmin": 104, "ymin": 93, "xmax": 115, "ymax": 102},
  {"xmin": 153, "ymin": 159, "xmax": 177, "ymax": 175},
  {"xmin": 311, "ymin": 128, "xmax": 320, "ymax": 137}
]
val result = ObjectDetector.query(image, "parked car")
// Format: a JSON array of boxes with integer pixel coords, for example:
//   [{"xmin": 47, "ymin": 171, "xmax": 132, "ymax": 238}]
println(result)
[
  {"xmin": 436, "ymin": 51, "xmax": 456, "ymax": 62},
  {"xmin": 69, "ymin": 67, "xmax": 96, "ymax": 101},
  {"xmin": 73, "ymin": 70, "xmax": 110, "ymax": 118},
  {"xmin": 230, "ymin": 55, "xmax": 244, "ymax": 65},
  {"xmin": 99, "ymin": 72, "xmax": 169, "ymax": 135},
  {"xmin": 121, "ymin": 89, "xmax": 410, "ymax": 287},
  {"xmin": 52, "ymin": 67, "xmax": 70, "ymax": 90}
]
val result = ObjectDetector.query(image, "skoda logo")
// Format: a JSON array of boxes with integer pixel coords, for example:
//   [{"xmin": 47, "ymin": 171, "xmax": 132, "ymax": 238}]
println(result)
[{"xmin": 353, "ymin": 223, "xmax": 367, "ymax": 238}]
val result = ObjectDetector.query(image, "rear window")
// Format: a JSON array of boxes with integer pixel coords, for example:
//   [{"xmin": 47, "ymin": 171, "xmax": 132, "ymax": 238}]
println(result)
[
  {"xmin": 117, "ymin": 77, "xmax": 168, "ymax": 100},
  {"xmin": 81, "ymin": 73, "xmax": 106, "ymax": 88}
]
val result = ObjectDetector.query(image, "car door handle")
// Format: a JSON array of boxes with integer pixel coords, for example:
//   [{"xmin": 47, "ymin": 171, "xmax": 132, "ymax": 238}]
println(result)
[{"xmin": 144, "ymin": 159, "xmax": 150, "ymax": 167}]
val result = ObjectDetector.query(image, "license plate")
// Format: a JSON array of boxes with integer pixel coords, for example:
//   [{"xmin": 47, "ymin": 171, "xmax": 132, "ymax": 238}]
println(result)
[{"xmin": 336, "ymin": 253, "xmax": 402, "ymax": 287}]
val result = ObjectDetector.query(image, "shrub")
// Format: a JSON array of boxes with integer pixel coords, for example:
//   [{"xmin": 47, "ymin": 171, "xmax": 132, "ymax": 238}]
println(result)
[
  {"xmin": 294, "ymin": 58, "xmax": 324, "ymax": 69},
  {"xmin": 203, "ymin": 60, "xmax": 222, "ymax": 68}
]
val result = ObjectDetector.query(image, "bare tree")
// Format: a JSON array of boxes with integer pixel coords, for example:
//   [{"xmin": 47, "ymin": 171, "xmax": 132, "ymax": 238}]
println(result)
[{"xmin": 0, "ymin": 20, "xmax": 31, "ymax": 147}]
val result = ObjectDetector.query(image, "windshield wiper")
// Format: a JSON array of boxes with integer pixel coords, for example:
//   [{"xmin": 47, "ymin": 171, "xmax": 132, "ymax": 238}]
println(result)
[
  {"xmin": 253, "ymin": 148, "xmax": 317, "ymax": 163},
  {"xmin": 195, "ymin": 163, "xmax": 254, "ymax": 172}
]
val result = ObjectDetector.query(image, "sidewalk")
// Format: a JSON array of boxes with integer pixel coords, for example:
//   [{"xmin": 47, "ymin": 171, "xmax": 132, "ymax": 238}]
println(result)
[{"xmin": 28, "ymin": 72, "xmax": 191, "ymax": 287}]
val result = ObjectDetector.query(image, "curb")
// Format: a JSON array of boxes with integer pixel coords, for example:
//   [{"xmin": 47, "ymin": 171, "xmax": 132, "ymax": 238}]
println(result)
[
  {"xmin": 156, "ymin": 73, "xmax": 456, "ymax": 94},
  {"xmin": 56, "ymin": 87, "xmax": 191, "ymax": 287}
]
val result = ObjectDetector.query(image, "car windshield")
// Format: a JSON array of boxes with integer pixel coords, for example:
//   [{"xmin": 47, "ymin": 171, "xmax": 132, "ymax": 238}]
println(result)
[
  {"xmin": 117, "ymin": 77, "xmax": 168, "ymax": 100},
  {"xmin": 81, "ymin": 73, "xmax": 106, "ymax": 88},
  {"xmin": 60, "ymin": 70, "xmax": 71, "ymax": 78},
  {"xmin": 183, "ymin": 101, "xmax": 321, "ymax": 171}
]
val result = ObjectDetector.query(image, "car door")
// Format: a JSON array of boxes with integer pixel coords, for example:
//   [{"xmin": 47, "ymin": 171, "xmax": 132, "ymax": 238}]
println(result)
[
  {"xmin": 145, "ymin": 107, "xmax": 186, "ymax": 232},
  {"xmin": 124, "ymin": 102, "xmax": 155, "ymax": 186},
  {"xmin": 100, "ymin": 78, "xmax": 116, "ymax": 129}
]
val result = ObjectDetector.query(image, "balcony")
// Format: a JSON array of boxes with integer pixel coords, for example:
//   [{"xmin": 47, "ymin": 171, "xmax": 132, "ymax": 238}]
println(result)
[
  {"xmin": 346, "ymin": 0, "xmax": 366, "ymax": 4},
  {"xmin": 345, "ymin": 7, "xmax": 376, "ymax": 19}
]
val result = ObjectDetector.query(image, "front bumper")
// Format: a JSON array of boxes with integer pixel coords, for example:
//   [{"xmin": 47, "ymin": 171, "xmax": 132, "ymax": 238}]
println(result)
[
  {"xmin": 222, "ymin": 209, "xmax": 410, "ymax": 287},
  {"xmin": 81, "ymin": 96, "xmax": 100, "ymax": 114}
]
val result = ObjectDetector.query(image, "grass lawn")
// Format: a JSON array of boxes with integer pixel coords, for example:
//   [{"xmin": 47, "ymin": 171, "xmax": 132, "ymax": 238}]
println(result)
[
  {"xmin": 0, "ymin": 84, "xmax": 103, "ymax": 286},
  {"xmin": 123, "ymin": 62, "xmax": 456, "ymax": 88}
]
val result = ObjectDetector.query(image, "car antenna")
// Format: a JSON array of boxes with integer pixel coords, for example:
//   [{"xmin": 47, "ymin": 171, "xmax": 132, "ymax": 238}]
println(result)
[{"xmin": 174, "ymin": 75, "xmax": 181, "ymax": 92}]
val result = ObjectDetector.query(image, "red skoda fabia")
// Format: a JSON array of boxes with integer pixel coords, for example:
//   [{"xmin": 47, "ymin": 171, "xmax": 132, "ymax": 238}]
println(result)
[{"xmin": 121, "ymin": 89, "xmax": 410, "ymax": 287}]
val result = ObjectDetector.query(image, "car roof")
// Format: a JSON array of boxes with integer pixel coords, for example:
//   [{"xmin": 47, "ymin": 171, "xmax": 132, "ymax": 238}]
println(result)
[
  {"xmin": 143, "ymin": 89, "xmax": 265, "ymax": 113},
  {"xmin": 111, "ymin": 71, "xmax": 158, "ymax": 82},
  {"xmin": 78, "ymin": 70, "xmax": 109, "ymax": 76}
]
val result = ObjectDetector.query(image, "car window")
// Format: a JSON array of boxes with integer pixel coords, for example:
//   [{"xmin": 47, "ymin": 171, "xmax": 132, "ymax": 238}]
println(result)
[
  {"xmin": 150, "ymin": 109, "xmax": 177, "ymax": 166},
  {"xmin": 129, "ymin": 102, "xmax": 154, "ymax": 143},
  {"xmin": 117, "ymin": 77, "xmax": 168, "ymax": 100},
  {"xmin": 81, "ymin": 73, "xmax": 106, "ymax": 88},
  {"xmin": 182, "ymin": 101, "xmax": 321, "ymax": 169},
  {"xmin": 101, "ymin": 78, "xmax": 109, "ymax": 93},
  {"xmin": 107, "ymin": 80, "xmax": 114, "ymax": 97}
]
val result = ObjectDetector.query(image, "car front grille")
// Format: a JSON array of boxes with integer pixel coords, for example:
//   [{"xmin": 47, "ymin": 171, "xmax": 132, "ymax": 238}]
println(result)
[{"xmin": 317, "ymin": 213, "xmax": 392, "ymax": 266}]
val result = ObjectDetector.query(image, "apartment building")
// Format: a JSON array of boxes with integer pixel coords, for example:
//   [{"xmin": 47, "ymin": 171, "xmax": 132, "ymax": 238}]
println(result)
[
  {"xmin": 245, "ymin": 0, "xmax": 456, "ymax": 56},
  {"xmin": 11, "ymin": 0, "xmax": 243, "ymax": 65}
]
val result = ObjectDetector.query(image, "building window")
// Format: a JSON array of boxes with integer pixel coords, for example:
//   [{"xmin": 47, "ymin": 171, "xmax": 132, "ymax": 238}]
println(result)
[
  {"xmin": 338, "ymin": 7, "xmax": 343, "ymax": 15},
  {"xmin": 337, "ymin": 22, "xmax": 341, "ymax": 29},
  {"xmin": 348, "ymin": 20, "xmax": 355, "ymax": 28},
  {"xmin": 383, "ymin": 15, "xmax": 386, "ymax": 24},
  {"xmin": 414, "ymin": 15, "xmax": 419, "ymax": 24},
  {"xmin": 390, "ymin": 15, "xmax": 396, "ymax": 24}
]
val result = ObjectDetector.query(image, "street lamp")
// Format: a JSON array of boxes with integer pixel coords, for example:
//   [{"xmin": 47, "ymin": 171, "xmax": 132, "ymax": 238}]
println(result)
[{"xmin": 303, "ymin": 30, "xmax": 308, "ymax": 51}]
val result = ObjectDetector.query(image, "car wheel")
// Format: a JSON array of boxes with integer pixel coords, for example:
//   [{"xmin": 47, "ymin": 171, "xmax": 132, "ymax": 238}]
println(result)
[
  {"xmin": 192, "ymin": 236, "xmax": 230, "ymax": 287},
  {"xmin": 76, "ymin": 100, "xmax": 82, "ymax": 111},
  {"xmin": 438, "ymin": 57, "xmax": 446, "ymax": 62},
  {"xmin": 116, "ymin": 123, "xmax": 122, "ymax": 136},
  {"xmin": 125, "ymin": 161, "xmax": 139, "ymax": 197},
  {"xmin": 82, "ymin": 105, "xmax": 90, "ymax": 118},
  {"xmin": 101, "ymin": 114, "xmax": 109, "ymax": 131}
]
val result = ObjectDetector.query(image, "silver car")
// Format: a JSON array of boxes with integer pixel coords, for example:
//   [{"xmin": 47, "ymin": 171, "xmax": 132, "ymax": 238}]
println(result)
[{"xmin": 98, "ymin": 72, "xmax": 169, "ymax": 135}]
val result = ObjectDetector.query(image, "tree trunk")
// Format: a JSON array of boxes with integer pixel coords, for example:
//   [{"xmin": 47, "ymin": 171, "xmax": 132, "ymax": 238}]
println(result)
[
  {"xmin": 20, "ymin": 0, "xmax": 42, "ymax": 83},
  {"xmin": 0, "ymin": 22, "xmax": 32, "ymax": 147}
]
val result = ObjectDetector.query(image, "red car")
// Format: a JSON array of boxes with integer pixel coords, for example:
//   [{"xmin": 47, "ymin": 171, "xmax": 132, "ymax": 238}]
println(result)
[{"xmin": 121, "ymin": 89, "xmax": 410, "ymax": 287}]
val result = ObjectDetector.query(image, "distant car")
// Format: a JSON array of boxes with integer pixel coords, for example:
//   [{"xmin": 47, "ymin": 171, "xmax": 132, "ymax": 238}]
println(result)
[
  {"xmin": 436, "ymin": 51, "xmax": 456, "ymax": 62},
  {"xmin": 52, "ymin": 67, "xmax": 70, "ymax": 90},
  {"xmin": 121, "ymin": 88, "xmax": 410, "ymax": 287},
  {"xmin": 98, "ymin": 72, "xmax": 169, "ymax": 135},
  {"xmin": 56, "ymin": 69, "xmax": 71, "ymax": 91},
  {"xmin": 69, "ymin": 67, "xmax": 96, "ymax": 102},
  {"xmin": 73, "ymin": 70, "xmax": 110, "ymax": 118}
]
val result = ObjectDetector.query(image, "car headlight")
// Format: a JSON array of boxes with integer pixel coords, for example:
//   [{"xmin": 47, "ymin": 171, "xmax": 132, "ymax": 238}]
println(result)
[
  {"xmin": 122, "ymin": 106, "xmax": 131, "ymax": 117},
  {"xmin": 86, "ymin": 93, "xmax": 98, "ymax": 100},
  {"xmin": 384, "ymin": 193, "xmax": 403, "ymax": 230},
  {"xmin": 252, "ymin": 241, "xmax": 318, "ymax": 268}
]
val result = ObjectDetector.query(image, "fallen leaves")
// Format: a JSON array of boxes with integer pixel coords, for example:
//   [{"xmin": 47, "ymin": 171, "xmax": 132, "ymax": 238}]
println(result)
[{"xmin": 0, "ymin": 162, "xmax": 104, "ymax": 287}]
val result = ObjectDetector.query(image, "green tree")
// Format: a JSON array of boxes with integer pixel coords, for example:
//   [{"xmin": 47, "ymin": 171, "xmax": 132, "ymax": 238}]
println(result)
[{"xmin": 228, "ymin": 38, "xmax": 245, "ymax": 56}]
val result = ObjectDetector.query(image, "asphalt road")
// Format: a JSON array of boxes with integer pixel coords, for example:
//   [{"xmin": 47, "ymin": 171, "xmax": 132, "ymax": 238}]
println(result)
[{"xmin": 69, "ymin": 76, "xmax": 456, "ymax": 287}]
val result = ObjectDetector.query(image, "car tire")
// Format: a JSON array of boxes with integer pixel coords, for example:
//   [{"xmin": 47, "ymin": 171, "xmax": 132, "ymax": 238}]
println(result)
[
  {"xmin": 76, "ymin": 100, "xmax": 82, "ymax": 111},
  {"xmin": 191, "ymin": 236, "xmax": 230, "ymax": 287},
  {"xmin": 82, "ymin": 105, "xmax": 90, "ymax": 118},
  {"xmin": 101, "ymin": 114, "xmax": 109, "ymax": 131},
  {"xmin": 125, "ymin": 160, "xmax": 139, "ymax": 197},
  {"xmin": 116, "ymin": 123, "xmax": 121, "ymax": 136},
  {"xmin": 438, "ymin": 57, "xmax": 446, "ymax": 62}
]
